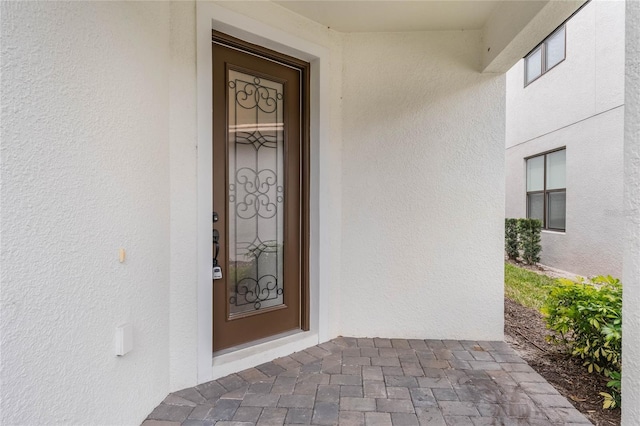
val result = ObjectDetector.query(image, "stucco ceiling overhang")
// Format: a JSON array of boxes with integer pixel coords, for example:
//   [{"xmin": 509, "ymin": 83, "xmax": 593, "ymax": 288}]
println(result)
[
  {"xmin": 254, "ymin": 0, "xmax": 586, "ymax": 72},
  {"xmin": 274, "ymin": 0, "xmax": 502, "ymax": 32},
  {"xmin": 272, "ymin": 0, "xmax": 585, "ymax": 72}
]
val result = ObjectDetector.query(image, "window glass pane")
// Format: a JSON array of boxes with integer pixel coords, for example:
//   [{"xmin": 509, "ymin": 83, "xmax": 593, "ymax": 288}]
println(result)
[
  {"xmin": 546, "ymin": 26, "xmax": 565, "ymax": 70},
  {"xmin": 227, "ymin": 69, "xmax": 285, "ymax": 316},
  {"xmin": 547, "ymin": 149, "xmax": 566, "ymax": 190},
  {"xmin": 528, "ymin": 193, "xmax": 544, "ymax": 223},
  {"xmin": 525, "ymin": 47, "xmax": 542, "ymax": 84},
  {"xmin": 548, "ymin": 191, "xmax": 566, "ymax": 230},
  {"xmin": 527, "ymin": 155, "xmax": 544, "ymax": 191}
]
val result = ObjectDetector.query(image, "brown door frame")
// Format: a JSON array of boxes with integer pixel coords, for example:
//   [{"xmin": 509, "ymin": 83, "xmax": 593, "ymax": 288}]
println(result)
[{"xmin": 212, "ymin": 31, "xmax": 310, "ymax": 352}]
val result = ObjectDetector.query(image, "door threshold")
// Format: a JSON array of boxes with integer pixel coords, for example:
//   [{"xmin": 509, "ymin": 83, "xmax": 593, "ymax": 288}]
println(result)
[
  {"xmin": 211, "ymin": 330, "xmax": 319, "ymax": 380},
  {"xmin": 213, "ymin": 329, "xmax": 302, "ymax": 357}
]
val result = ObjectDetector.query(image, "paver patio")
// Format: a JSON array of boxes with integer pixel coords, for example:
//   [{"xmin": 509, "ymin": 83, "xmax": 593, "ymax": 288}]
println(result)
[{"xmin": 144, "ymin": 337, "xmax": 592, "ymax": 425}]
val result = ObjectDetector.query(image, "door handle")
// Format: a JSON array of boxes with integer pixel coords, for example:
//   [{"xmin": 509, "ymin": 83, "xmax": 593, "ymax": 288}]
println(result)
[{"xmin": 212, "ymin": 229, "xmax": 220, "ymax": 261}]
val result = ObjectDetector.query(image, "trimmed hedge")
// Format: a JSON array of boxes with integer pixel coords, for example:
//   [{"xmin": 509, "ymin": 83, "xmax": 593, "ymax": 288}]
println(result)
[
  {"xmin": 519, "ymin": 218, "xmax": 542, "ymax": 265},
  {"xmin": 504, "ymin": 218, "xmax": 542, "ymax": 265},
  {"xmin": 505, "ymin": 218, "xmax": 519, "ymax": 260}
]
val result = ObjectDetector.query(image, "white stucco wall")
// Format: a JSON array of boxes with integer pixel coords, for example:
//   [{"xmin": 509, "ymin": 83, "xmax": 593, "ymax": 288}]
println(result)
[
  {"xmin": 506, "ymin": 0, "xmax": 625, "ymax": 147},
  {"xmin": 1, "ymin": 2, "xmax": 171, "ymax": 424},
  {"xmin": 169, "ymin": 1, "xmax": 199, "ymax": 391},
  {"xmin": 505, "ymin": 0, "xmax": 626, "ymax": 278},
  {"xmin": 340, "ymin": 31, "xmax": 505, "ymax": 341},
  {"xmin": 2, "ymin": 1, "xmax": 343, "ymax": 422},
  {"xmin": 622, "ymin": 0, "xmax": 640, "ymax": 422},
  {"xmin": 505, "ymin": 108, "xmax": 624, "ymax": 277}
]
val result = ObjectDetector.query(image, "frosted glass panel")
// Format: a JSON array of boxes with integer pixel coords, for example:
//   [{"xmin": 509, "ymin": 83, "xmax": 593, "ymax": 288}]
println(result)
[
  {"xmin": 546, "ymin": 27, "xmax": 565, "ymax": 69},
  {"xmin": 528, "ymin": 193, "xmax": 544, "ymax": 223},
  {"xmin": 527, "ymin": 156, "xmax": 544, "ymax": 191},
  {"xmin": 526, "ymin": 48, "xmax": 542, "ymax": 84},
  {"xmin": 548, "ymin": 191, "xmax": 566, "ymax": 230},
  {"xmin": 227, "ymin": 69, "xmax": 285, "ymax": 316},
  {"xmin": 547, "ymin": 150, "xmax": 566, "ymax": 190}
]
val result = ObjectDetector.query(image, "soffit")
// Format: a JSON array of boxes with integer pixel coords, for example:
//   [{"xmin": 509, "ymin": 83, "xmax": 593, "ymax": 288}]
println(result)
[{"xmin": 274, "ymin": 0, "xmax": 501, "ymax": 32}]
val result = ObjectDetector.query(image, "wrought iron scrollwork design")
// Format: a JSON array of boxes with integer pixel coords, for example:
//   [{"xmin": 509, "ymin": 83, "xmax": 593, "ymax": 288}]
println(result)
[
  {"xmin": 229, "ymin": 275, "xmax": 283, "ymax": 310},
  {"xmin": 227, "ymin": 70, "xmax": 285, "ymax": 314},
  {"xmin": 234, "ymin": 168, "xmax": 278, "ymax": 219},
  {"xmin": 236, "ymin": 130, "xmax": 277, "ymax": 151},
  {"xmin": 229, "ymin": 77, "xmax": 281, "ymax": 113}
]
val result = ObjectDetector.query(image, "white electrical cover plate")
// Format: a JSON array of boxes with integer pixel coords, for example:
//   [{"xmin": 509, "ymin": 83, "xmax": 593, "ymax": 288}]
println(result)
[{"xmin": 115, "ymin": 323, "xmax": 133, "ymax": 356}]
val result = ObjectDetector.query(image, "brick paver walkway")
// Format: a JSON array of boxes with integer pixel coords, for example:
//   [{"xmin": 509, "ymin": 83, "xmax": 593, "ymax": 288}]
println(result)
[{"xmin": 143, "ymin": 337, "xmax": 591, "ymax": 425}]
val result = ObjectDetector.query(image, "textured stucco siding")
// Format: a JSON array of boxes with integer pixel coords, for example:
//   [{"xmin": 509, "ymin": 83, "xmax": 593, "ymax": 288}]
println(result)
[
  {"xmin": 169, "ymin": 1, "xmax": 199, "ymax": 391},
  {"xmin": 340, "ymin": 31, "xmax": 505, "ymax": 341},
  {"xmin": 505, "ymin": 0, "xmax": 625, "ymax": 278},
  {"xmin": 505, "ymin": 108, "xmax": 625, "ymax": 278},
  {"xmin": 506, "ymin": 0, "xmax": 625, "ymax": 148},
  {"xmin": 622, "ymin": 0, "xmax": 640, "ymax": 423},
  {"xmin": 1, "ymin": 1, "xmax": 345, "ymax": 422},
  {"xmin": 1, "ymin": 2, "xmax": 171, "ymax": 424}
]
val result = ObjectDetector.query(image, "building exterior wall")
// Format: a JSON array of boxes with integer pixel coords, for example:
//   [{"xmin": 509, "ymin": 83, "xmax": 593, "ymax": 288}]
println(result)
[
  {"xmin": 340, "ymin": 31, "xmax": 506, "ymax": 341},
  {"xmin": 169, "ymin": 1, "xmax": 199, "ymax": 391},
  {"xmin": 622, "ymin": 0, "xmax": 640, "ymax": 421},
  {"xmin": 505, "ymin": 0, "xmax": 626, "ymax": 278},
  {"xmin": 0, "ymin": 1, "xmax": 345, "ymax": 423},
  {"xmin": 1, "ymin": 2, "xmax": 172, "ymax": 424},
  {"xmin": 0, "ymin": 1, "xmax": 583, "ymax": 424}
]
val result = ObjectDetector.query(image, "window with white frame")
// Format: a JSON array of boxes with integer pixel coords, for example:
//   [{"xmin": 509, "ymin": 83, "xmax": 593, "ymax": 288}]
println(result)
[
  {"xmin": 526, "ymin": 149, "xmax": 566, "ymax": 231},
  {"xmin": 524, "ymin": 25, "xmax": 566, "ymax": 86}
]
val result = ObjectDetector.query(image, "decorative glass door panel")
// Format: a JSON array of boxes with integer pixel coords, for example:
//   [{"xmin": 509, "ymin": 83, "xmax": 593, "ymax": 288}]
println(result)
[
  {"xmin": 212, "ymin": 33, "xmax": 308, "ymax": 352},
  {"xmin": 227, "ymin": 69, "xmax": 285, "ymax": 316}
]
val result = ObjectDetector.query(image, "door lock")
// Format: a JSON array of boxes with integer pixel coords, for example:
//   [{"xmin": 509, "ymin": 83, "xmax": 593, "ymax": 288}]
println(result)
[
  {"xmin": 213, "ymin": 264, "xmax": 223, "ymax": 280},
  {"xmin": 212, "ymin": 212, "xmax": 222, "ymax": 280}
]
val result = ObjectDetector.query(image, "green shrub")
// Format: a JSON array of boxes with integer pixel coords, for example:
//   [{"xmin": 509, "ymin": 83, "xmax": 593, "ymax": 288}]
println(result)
[
  {"xmin": 601, "ymin": 371, "xmax": 621, "ymax": 409},
  {"xmin": 542, "ymin": 275, "xmax": 622, "ymax": 408},
  {"xmin": 505, "ymin": 218, "xmax": 520, "ymax": 260},
  {"xmin": 518, "ymin": 218, "xmax": 542, "ymax": 265}
]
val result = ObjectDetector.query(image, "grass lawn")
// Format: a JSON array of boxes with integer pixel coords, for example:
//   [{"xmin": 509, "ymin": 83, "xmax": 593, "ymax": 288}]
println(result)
[{"xmin": 504, "ymin": 263, "xmax": 559, "ymax": 311}]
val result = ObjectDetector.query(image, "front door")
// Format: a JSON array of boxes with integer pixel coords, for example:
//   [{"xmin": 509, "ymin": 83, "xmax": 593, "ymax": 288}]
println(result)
[{"xmin": 212, "ymin": 32, "xmax": 309, "ymax": 352}]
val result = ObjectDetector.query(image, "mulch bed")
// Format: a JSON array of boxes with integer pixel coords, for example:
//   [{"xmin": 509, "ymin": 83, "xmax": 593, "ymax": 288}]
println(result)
[{"xmin": 504, "ymin": 297, "xmax": 621, "ymax": 425}]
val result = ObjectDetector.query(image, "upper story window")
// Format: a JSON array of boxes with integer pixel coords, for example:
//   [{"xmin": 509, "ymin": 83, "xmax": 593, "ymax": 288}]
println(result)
[
  {"xmin": 524, "ymin": 25, "xmax": 566, "ymax": 86},
  {"xmin": 526, "ymin": 149, "xmax": 566, "ymax": 231}
]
